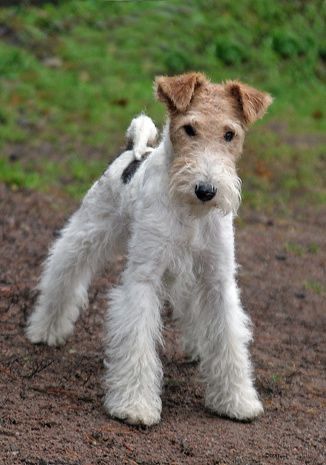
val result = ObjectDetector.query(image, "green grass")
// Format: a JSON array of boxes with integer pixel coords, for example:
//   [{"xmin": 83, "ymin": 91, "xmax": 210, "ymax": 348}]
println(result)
[
  {"xmin": 0, "ymin": 0, "xmax": 325, "ymax": 210},
  {"xmin": 284, "ymin": 241, "xmax": 322, "ymax": 258},
  {"xmin": 304, "ymin": 280, "xmax": 326, "ymax": 296},
  {"xmin": 285, "ymin": 241, "xmax": 306, "ymax": 257},
  {"xmin": 0, "ymin": 154, "xmax": 107, "ymax": 199}
]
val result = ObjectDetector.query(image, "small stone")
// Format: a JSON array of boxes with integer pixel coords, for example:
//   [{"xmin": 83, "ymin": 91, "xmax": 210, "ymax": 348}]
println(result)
[
  {"xmin": 9, "ymin": 153, "xmax": 19, "ymax": 162},
  {"xmin": 295, "ymin": 292, "xmax": 306, "ymax": 299},
  {"xmin": 43, "ymin": 57, "xmax": 63, "ymax": 68}
]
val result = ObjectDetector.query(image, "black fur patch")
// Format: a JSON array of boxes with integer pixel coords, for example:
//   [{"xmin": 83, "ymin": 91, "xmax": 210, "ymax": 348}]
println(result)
[
  {"xmin": 126, "ymin": 138, "xmax": 133, "ymax": 150},
  {"xmin": 121, "ymin": 159, "xmax": 143, "ymax": 184}
]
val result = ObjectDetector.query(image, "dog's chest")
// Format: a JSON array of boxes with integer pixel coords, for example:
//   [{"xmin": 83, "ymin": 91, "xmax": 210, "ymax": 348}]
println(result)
[{"xmin": 165, "ymin": 221, "xmax": 200, "ymax": 274}]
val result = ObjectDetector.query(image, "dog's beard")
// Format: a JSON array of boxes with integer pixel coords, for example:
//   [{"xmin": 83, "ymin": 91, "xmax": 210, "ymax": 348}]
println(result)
[{"xmin": 169, "ymin": 156, "xmax": 241, "ymax": 216}]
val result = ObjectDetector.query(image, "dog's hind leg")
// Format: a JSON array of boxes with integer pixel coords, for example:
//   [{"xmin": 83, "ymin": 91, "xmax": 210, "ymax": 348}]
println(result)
[{"xmin": 26, "ymin": 179, "xmax": 127, "ymax": 347}]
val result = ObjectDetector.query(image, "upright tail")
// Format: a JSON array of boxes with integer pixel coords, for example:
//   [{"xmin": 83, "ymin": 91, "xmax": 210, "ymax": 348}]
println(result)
[{"xmin": 126, "ymin": 114, "xmax": 158, "ymax": 160}]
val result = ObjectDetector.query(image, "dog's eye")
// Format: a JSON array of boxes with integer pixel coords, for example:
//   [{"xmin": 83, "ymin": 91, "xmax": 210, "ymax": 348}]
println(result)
[
  {"xmin": 224, "ymin": 131, "xmax": 235, "ymax": 142},
  {"xmin": 183, "ymin": 125, "xmax": 196, "ymax": 137}
]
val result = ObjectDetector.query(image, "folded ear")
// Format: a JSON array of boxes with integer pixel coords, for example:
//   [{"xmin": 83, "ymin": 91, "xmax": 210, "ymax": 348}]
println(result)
[
  {"xmin": 225, "ymin": 80, "xmax": 273, "ymax": 125},
  {"xmin": 155, "ymin": 72, "xmax": 207, "ymax": 112}
]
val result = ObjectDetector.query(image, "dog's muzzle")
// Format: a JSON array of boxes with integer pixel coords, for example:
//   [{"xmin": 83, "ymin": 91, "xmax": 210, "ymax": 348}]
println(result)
[{"xmin": 195, "ymin": 182, "xmax": 217, "ymax": 202}]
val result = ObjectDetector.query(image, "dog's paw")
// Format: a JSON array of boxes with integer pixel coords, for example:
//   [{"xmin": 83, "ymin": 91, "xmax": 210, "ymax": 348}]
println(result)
[
  {"xmin": 26, "ymin": 321, "xmax": 68, "ymax": 346},
  {"xmin": 26, "ymin": 311, "xmax": 73, "ymax": 347},
  {"xmin": 104, "ymin": 399, "xmax": 161, "ymax": 426},
  {"xmin": 225, "ymin": 397, "xmax": 264, "ymax": 421},
  {"xmin": 206, "ymin": 388, "xmax": 264, "ymax": 421},
  {"xmin": 119, "ymin": 408, "xmax": 160, "ymax": 426}
]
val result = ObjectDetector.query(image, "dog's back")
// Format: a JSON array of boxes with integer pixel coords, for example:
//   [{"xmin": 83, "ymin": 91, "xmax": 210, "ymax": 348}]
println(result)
[{"xmin": 82, "ymin": 115, "xmax": 166, "ymax": 221}]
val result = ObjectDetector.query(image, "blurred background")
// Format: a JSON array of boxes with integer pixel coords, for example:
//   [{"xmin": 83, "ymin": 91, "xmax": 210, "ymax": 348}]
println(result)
[{"xmin": 0, "ymin": 0, "xmax": 325, "ymax": 212}]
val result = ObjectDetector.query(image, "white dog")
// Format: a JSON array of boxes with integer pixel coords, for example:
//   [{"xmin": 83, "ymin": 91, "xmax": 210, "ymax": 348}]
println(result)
[{"xmin": 26, "ymin": 72, "xmax": 272, "ymax": 426}]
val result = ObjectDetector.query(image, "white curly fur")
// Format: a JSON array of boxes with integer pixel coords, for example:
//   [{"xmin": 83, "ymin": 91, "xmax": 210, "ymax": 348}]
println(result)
[
  {"xmin": 126, "ymin": 113, "xmax": 158, "ymax": 160},
  {"xmin": 26, "ymin": 114, "xmax": 263, "ymax": 426}
]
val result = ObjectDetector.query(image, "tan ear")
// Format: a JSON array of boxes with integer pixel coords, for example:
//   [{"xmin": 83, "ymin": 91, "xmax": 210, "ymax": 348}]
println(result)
[
  {"xmin": 155, "ymin": 72, "xmax": 207, "ymax": 112},
  {"xmin": 225, "ymin": 80, "xmax": 273, "ymax": 125}
]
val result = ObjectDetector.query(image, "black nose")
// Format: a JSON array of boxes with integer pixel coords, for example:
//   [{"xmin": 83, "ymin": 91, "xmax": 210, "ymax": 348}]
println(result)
[{"xmin": 195, "ymin": 182, "xmax": 217, "ymax": 202}]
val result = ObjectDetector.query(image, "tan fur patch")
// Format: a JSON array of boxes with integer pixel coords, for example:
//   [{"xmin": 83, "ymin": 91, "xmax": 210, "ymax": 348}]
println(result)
[
  {"xmin": 155, "ymin": 72, "xmax": 272, "ymax": 212},
  {"xmin": 155, "ymin": 72, "xmax": 272, "ymax": 165},
  {"xmin": 225, "ymin": 80, "xmax": 273, "ymax": 125},
  {"xmin": 155, "ymin": 73, "xmax": 207, "ymax": 112}
]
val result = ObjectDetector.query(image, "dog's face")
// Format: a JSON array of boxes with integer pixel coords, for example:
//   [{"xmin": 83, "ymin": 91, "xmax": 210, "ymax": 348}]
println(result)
[{"xmin": 156, "ymin": 73, "xmax": 272, "ymax": 214}]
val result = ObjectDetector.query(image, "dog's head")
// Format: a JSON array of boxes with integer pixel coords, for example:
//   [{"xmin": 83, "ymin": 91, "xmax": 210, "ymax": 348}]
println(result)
[{"xmin": 155, "ymin": 72, "xmax": 272, "ymax": 215}]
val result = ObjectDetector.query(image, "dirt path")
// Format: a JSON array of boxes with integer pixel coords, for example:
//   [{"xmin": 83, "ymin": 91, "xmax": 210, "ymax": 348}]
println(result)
[{"xmin": 0, "ymin": 183, "xmax": 325, "ymax": 465}]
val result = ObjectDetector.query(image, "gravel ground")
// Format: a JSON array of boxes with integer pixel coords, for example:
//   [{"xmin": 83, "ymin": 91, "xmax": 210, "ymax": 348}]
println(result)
[{"xmin": 0, "ymin": 183, "xmax": 325, "ymax": 465}]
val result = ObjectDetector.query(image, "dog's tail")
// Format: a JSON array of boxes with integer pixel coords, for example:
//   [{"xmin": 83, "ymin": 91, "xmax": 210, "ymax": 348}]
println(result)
[{"xmin": 126, "ymin": 114, "xmax": 158, "ymax": 160}]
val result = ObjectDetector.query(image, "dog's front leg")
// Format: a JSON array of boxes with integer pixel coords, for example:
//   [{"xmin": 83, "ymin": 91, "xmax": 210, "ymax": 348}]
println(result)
[
  {"xmin": 196, "ymin": 216, "xmax": 263, "ymax": 421},
  {"xmin": 103, "ymin": 225, "xmax": 169, "ymax": 426},
  {"xmin": 199, "ymin": 276, "xmax": 263, "ymax": 421}
]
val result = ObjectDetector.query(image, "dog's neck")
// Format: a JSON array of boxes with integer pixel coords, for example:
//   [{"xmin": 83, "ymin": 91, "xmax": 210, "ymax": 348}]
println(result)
[{"xmin": 161, "ymin": 120, "xmax": 174, "ymax": 163}]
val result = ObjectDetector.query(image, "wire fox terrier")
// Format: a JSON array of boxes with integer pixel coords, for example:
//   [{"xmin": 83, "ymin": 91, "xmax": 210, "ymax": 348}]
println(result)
[{"xmin": 26, "ymin": 72, "xmax": 272, "ymax": 426}]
